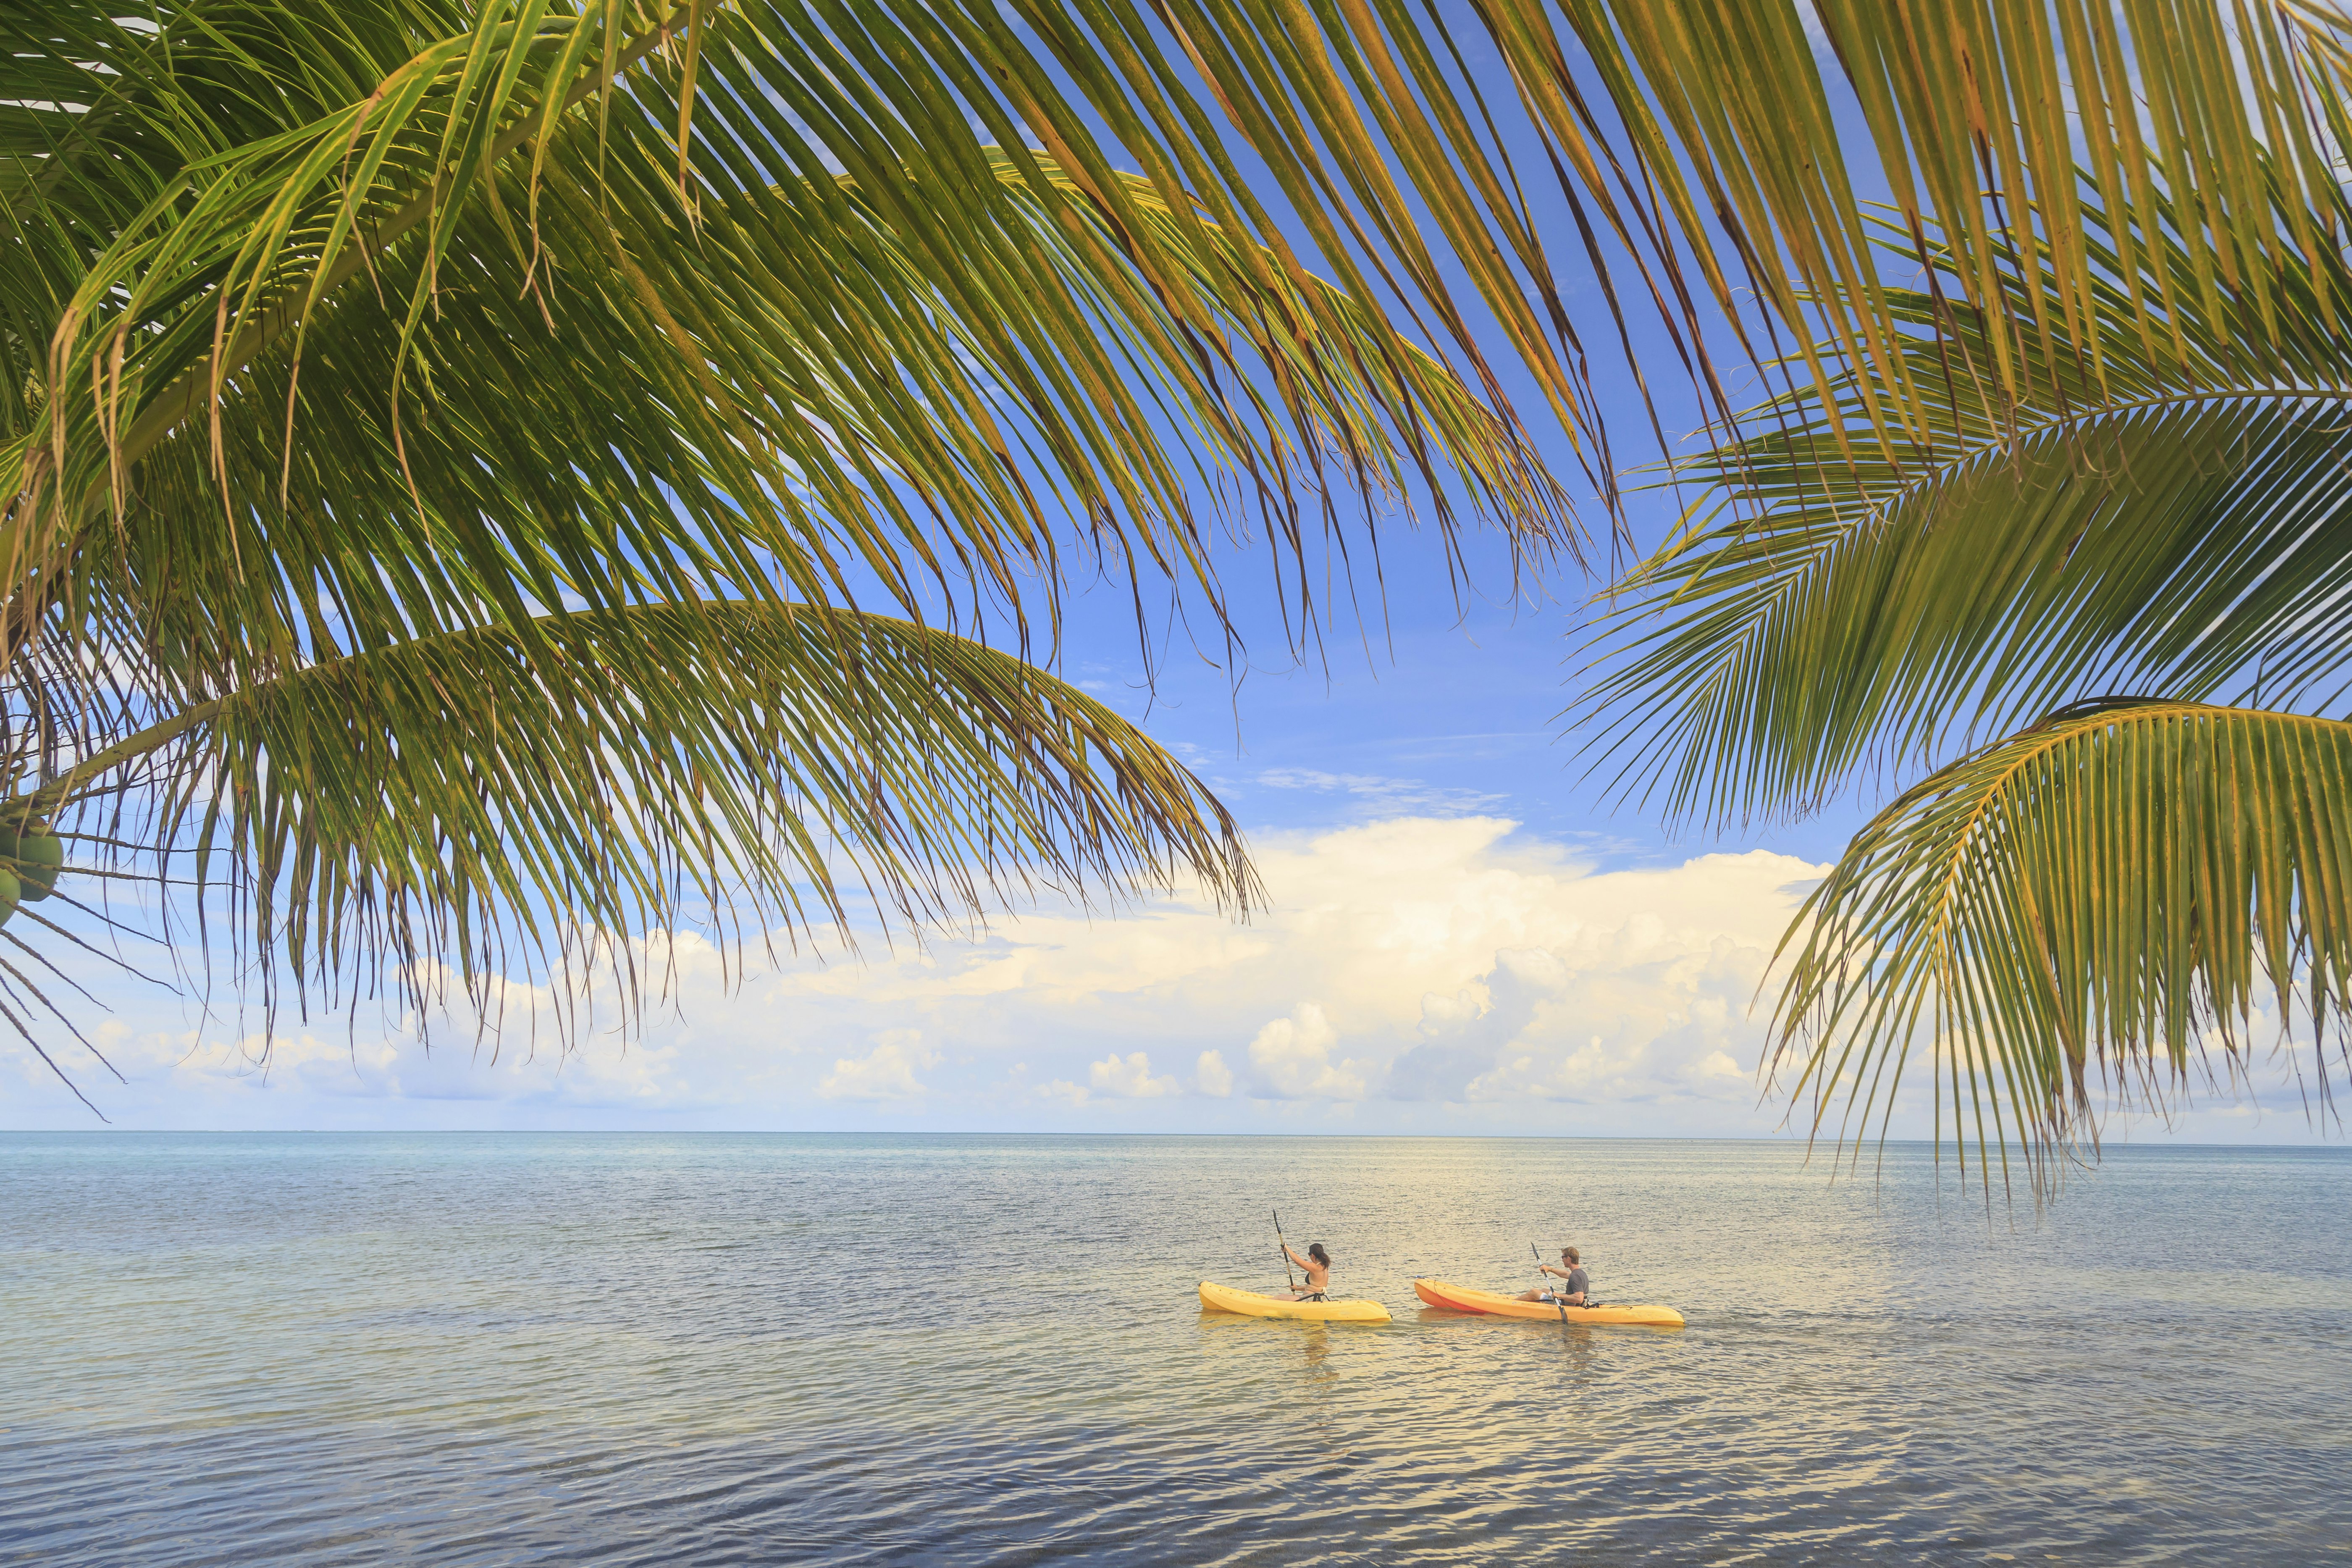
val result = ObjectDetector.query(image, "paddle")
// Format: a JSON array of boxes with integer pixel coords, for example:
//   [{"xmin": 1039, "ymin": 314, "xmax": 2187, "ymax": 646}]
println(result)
[
  {"xmin": 1275, "ymin": 1209, "xmax": 1299, "ymax": 1297},
  {"xmin": 1534, "ymin": 1242, "xmax": 1569, "ymax": 1324}
]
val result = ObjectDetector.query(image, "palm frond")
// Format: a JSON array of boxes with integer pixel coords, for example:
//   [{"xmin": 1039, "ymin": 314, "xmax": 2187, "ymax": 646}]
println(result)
[
  {"xmin": 21, "ymin": 0, "xmax": 2352, "ymax": 500},
  {"xmin": 1578, "ymin": 200, "xmax": 2352, "ymax": 829},
  {"xmin": 30, "ymin": 600, "xmax": 1251, "ymax": 1048},
  {"xmin": 44, "ymin": 130, "xmax": 1575, "ymax": 724},
  {"xmin": 1774, "ymin": 699, "xmax": 2352, "ymax": 1199},
  {"xmin": 1544, "ymin": 0, "xmax": 2352, "ymax": 448},
  {"xmin": 8, "ymin": 0, "xmax": 1604, "ymax": 726},
  {"xmin": 10, "ymin": 0, "xmax": 1578, "ymax": 609}
]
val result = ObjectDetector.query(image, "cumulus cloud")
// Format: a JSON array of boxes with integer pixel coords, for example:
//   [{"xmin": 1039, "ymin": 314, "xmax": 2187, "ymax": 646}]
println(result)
[
  {"xmin": 1383, "ymin": 927, "xmax": 1784, "ymax": 1109},
  {"xmin": 1089, "ymin": 1051, "xmax": 1178, "ymax": 1098},
  {"xmin": 12, "ymin": 817, "xmax": 1834, "ymax": 1131},
  {"xmin": 13, "ymin": 814, "xmax": 2334, "ymax": 1143},
  {"xmin": 1246, "ymin": 1003, "xmax": 1366, "ymax": 1099},
  {"xmin": 18, "ymin": 815, "xmax": 2109, "ymax": 1136},
  {"xmin": 817, "ymin": 1031, "xmax": 936, "ymax": 1100},
  {"xmin": 1194, "ymin": 1049, "xmax": 1234, "ymax": 1098}
]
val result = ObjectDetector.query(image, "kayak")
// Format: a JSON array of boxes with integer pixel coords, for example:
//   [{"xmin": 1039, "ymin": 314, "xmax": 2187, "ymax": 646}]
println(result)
[
  {"xmin": 1198, "ymin": 1280, "xmax": 1392, "ymax": 1324},
  {"xmin": 1414, "ymin": 1277, "xmax": 1684, "ymax": 1327}
]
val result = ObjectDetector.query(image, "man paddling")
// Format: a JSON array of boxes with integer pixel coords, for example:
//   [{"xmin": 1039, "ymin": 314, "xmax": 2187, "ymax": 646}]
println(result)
[{"xmin": 1516, "ymin": 1246, "xmax": 1586, "ymax": 1306}]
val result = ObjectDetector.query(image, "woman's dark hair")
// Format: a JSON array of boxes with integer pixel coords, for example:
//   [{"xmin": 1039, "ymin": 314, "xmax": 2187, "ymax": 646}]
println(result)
[{"xmin": 1308, "ymin": 1243, "xmax": 1330, "ymax": 1266}]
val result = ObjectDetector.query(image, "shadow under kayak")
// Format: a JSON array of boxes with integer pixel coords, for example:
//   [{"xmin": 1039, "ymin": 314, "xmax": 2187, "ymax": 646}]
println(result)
[
  {"xmin": 1413, "ymin": 1277, "xmax": 1684, "ymax": 1326},
  {"xmin": 1198, "ymin": 1281, "xmax": 1392, "ymax": 1323}
]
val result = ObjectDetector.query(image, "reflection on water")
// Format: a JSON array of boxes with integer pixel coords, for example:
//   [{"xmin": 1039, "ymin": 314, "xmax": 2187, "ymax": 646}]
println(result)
[{"xmin": 3, "ymin": 1133, "xmax": 2349, "ymax": 1564}]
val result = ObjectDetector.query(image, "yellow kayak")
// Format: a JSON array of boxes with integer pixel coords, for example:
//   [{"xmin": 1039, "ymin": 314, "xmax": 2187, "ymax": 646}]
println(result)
[
  {"xmin": 1415, "ymin": 1277, "xmax": 1684, "ymax": 1326},
  {"xmin": 1198, "ymin": 1280, "xmax": 1392, "ymax": 1323}
]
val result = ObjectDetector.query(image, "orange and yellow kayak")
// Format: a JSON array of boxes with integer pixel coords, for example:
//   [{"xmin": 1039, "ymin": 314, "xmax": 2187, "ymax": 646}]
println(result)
[
  {"xmin": 1414, "ymin": 1277, "xmax": 1684, "ymax": 1326},
  {"xmin": 1198, "ymin": 1280, "xmax": 1392, "ymax": 1323}
]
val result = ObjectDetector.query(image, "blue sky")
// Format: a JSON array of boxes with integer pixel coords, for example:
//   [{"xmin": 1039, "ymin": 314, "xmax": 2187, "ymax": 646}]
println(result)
[{"xmin": 2, "ymin": 12, "xmax": 2338, "ymax": 1147}]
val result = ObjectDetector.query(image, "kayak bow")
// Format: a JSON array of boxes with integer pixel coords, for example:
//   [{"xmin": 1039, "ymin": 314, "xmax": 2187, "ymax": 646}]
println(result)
[{"xmin": 1414, "ymin": 1277, "xmax": 1684, "ymax": 1326}]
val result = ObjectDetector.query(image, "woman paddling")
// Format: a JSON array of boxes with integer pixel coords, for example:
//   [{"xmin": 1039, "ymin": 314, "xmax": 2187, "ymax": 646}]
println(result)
[{"xmin": 1277, "ymin": 1242, "xmax": 1334, "ymax": 1301}]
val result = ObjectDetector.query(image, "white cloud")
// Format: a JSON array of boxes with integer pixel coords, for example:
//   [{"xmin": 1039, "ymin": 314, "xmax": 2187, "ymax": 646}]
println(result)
[
  {"xmin": 1391, "ymin": 930, "xmax": 1783, "ymax": 1108},
  {"xmin": 1692, "ymin": 1050, "xmax": 1746, "ymax": 1082},
  {"xmin": 0, "ymin": 818, "xmax": 1831, "ymax": 1130},
  {"xmin": 1195, "ymin": 1049, "xmax": 1234, "ymax": 1098},
  {"xmin": 1089, "ymin": 1051, "xmax": 1178, "ymax": 1098},
  {"xmin": 17, "ymin": 812, "xmax": 2334, "ymax": 1143},
  {"xmin": 816, "ymin": 1031, "xmax": 935, "ymax": 1101},
  {"xmin": 1247, "ymin": 1003, "xmax": 1366, "ymax": 1099}
]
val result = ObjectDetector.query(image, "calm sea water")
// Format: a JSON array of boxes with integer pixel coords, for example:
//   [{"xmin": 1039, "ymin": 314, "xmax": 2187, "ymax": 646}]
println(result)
[{"xmin": 3, "ymin": 1133, "xmax": 2347, "ymax": 1564}]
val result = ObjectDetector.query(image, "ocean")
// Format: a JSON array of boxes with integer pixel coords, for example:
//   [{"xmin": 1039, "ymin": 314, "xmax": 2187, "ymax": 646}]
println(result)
[{"xmin": 3, "ymin": 1133, "xmax": 2347, "ymax": 1563}]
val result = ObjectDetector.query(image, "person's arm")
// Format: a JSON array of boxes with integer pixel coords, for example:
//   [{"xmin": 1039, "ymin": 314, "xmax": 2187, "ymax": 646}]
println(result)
[{"xmin": 1284, "ymin": 1243, "xmax": 1308, "ymax": 1270}]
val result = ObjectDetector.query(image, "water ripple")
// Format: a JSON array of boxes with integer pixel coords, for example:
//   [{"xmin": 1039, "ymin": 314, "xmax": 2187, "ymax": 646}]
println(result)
[{"xmin": 3, "ymin": 1133, "xmax": 2348, "ymax": 1564}]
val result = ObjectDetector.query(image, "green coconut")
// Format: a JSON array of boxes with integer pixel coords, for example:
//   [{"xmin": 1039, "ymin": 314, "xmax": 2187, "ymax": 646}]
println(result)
[
  {"xmin": 0, "ymin": 831, "xmax": 62, "ymax": 901},
  {"xmin": 0, "ymin": 867, "xmax": 19, "ymax": 927}
]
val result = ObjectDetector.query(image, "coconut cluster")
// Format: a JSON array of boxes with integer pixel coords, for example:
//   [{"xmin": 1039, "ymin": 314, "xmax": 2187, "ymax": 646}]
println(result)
[{"xmin": 0, "ymin": 829, "xmax": 64, "ymax": 926}]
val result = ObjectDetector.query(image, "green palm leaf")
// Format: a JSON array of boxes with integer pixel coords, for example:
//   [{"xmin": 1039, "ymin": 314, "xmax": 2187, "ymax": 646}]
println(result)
[
  {"xmin": 39, "ymin": 133, "xmax": 1572, "ymax": 728},
  {"xmin": 1538, "ymin": 0, "xmax": 2352, "ymax": 452},
  {"xmin": 22, "ymin": 0, "xmax": 2352, "ymax": 487},
  {"xmin": 9, "ymin": 0, "xmax": 1574, "ymax": 606},
  {"xmin": 1775, "ymin": 700, "xmax": 2352, "ymax": 1198},
  {"xmin": 1579, "ymin": 202, "xmax": 2352, "ymax": 829},
  {"xmin": 34, "ymin": 601, "xmax": 1250, "ymax": 1045}
]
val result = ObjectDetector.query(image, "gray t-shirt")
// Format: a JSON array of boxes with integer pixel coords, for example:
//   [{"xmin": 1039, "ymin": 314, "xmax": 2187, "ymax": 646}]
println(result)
[{"xmin": 1555, "ymin": 1266, "xmax": 1589, "ymax": 1299}]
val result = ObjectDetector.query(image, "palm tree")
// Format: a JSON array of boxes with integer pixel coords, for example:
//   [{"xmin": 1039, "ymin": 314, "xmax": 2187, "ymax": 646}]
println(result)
[
  {"xmin": 5, "ymin": 0, "xmax": 1621, "ymax": 1105},
  {"xmin": 1567, "ymin": 0, "xmax": 2352, "ymax": 1195}
]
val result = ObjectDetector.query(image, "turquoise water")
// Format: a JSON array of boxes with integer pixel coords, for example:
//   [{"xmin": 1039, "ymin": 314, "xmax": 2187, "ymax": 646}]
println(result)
[{"xmin": 3, "ymin": 1133, "xmax": 2348, "ymax": 1563}]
